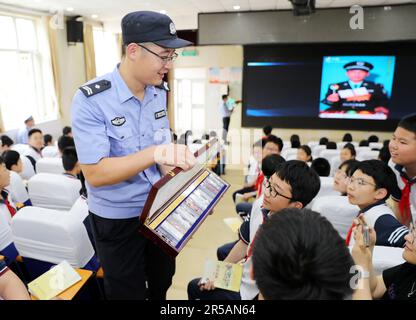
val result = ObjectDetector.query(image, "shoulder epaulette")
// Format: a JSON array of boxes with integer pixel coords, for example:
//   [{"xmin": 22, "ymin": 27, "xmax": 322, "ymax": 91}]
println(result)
[
  {"xmin": 156, "ymin": 81, "xmax": 170, "ymax": 92},
  {"xmin": 80, "ymin": 80, "xmax": 111, "ymax": 97}
]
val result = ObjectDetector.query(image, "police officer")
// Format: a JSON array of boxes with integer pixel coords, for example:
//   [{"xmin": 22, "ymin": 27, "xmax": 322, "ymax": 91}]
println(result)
[
  {"xmin": 71, "ymin": 11, "xmax": 196, "ymax": 300},
  {"xmin": 322, "ymin": 61, "xmax": 389, "ymax": 115}
]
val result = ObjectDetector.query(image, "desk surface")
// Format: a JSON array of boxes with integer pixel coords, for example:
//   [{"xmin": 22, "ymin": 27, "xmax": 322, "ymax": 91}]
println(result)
[{"xmin": 31, "ymin": 268, "xmax": 93, "ymax": 300}]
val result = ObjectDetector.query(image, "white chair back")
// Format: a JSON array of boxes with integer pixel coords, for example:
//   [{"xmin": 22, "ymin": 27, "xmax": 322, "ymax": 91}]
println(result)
[
  {"xmin": 330, "ymin": 156, "xmax": 342, "ymax": 177},
  {"xmin": 11, "ymin": 144, "xmax": 30, "ymax": 155},
  {"xmin": 8, "ymin": 171, "xmax": 30, "ymax": 205},
  {"xmin": 41, "ymin": 146, "xmax": 60, "ymax": 158},
  {"xmin": 312, "ymin": 145, "xmax": 326, "ymax": 158},
  {"xmin": 69, "ymin": 196, "xmax": 89, "ymax": 222},
  {"xmin": 20, "ymin": 155, "xmax": 36, "ymax": 180},
  {"xmin": 11, "ymin": 206, "xmax": 94, "ymax": 268},
  {"xmin": 369, "ymin": 142, "xmax": 383, "ymax": 150},
  {"xmin": 357, "ymin": 150, "xmax": 379, "ymax": 161},
  {"xmin": 307, "ymin": 177, "xmax": 338, "ymax": 209},
  {"xmin": 281, "ymin": 148, "xmax": 298, "ymax": 160},
  {"xmin": 312, "ymin": 195, "xmax": 358, "ymax": 239},
  {"xmin": 36, "ymin": 157, "xmax": 65, "ymax": 175},
  {"xmin": 320, "ymin": 149, "xmax": 340, "ymax": 161},
  {"xmin": 28, "ymin": 173, "xmax": 81, "ymax": 211}
]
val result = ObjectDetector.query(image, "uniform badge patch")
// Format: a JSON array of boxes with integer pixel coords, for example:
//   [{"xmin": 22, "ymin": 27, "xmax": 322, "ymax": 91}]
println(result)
[
  {"xmin": 111, "ymin": 117, "xmax": 126, "ymax": 126},
  {"xmin": 155, "ymin": 110, "xmax": 166, "ymax": 120}
]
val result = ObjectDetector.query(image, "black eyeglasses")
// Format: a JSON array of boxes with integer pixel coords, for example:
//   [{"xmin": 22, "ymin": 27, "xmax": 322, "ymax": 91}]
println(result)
[
  {"xmin": 136, "ymin": 44, "xmax": 178, "ymax": 63},
  {"xmin": 265, "ymin": 179, "xmax": 293, "ymax": 200}
]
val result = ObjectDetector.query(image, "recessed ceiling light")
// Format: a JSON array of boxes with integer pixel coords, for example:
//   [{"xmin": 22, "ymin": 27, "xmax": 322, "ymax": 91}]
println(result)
[
  {"xmin": 233, "ymin": 5, "xmax": 240, "ymax": 10},
  {"xmin": 159, "ymin": 10, "xmax": 167, "ymax": 14},
  {"xmin": 66, "ymin": 7, "xmax": 74, "ymax": 12},
  {"xmin": 91, "ymin": 14, "xmax": 98, "ymax": 19}
]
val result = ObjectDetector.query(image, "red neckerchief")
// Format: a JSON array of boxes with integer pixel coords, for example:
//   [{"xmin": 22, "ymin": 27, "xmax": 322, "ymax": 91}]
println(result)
[
  {"xmin": 398, "ymin": 175, "xmax": 415, "ymax": 226},
  {"xmin": 1, "ymin": 190, "xmax": 16, "ymax": 218},
  {"xmin": 255, "ymin": 172, "xmax": 264, "ymax": 197}
]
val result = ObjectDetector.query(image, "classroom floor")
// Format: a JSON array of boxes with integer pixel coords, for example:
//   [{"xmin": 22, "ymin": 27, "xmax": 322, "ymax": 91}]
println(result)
[{"xmin": 166, "ymin": 168, "xmax": 242, "ymax": 300}]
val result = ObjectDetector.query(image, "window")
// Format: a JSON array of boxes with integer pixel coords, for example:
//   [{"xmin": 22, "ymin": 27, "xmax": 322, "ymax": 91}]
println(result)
[
  {"xmin": 0, "ymin": 14, "xmax": 58, "ymax": 131},
  {"xmin": 93, "ymin": 27, "xmax": 120, "ymax": 76}
]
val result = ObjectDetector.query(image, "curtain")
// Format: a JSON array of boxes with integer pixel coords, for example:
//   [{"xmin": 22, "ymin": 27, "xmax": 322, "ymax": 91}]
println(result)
[{"xmin": 83, "ymin": 23, "xmax": 96, "ymax": 81}]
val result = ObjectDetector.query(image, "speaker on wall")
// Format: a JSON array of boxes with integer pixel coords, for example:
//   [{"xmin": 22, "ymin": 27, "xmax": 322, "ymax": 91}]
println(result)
[{"xmin": 66, "ymin": 19, "xmax": 84, "ymax": 43}]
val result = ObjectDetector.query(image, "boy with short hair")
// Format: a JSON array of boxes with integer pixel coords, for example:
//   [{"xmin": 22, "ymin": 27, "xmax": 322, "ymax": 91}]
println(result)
[
  {"xmin": 187, "ymin": 160, "xmax": 320, "ymax": 300},
  {"xmin": 25, "ymin": 128, "xmax": 43, "ymax": 162},
  {"xmin": 2, "ymin": 150, "xmax": 22, "ymax": 174},
  {"xmin": 62, "ymin": 147, "xmax": 81, "ymax": 179},
  {"xmin": 252, "ymin": 208, "xmax": 354, "ymax": 300},
  {"xmin": 389, "ymin": 113, "xmax": 416, "ymax": 226},
  {"xmin": 346, "ymin": 160, "xmax": 408, "ymax": 248}
]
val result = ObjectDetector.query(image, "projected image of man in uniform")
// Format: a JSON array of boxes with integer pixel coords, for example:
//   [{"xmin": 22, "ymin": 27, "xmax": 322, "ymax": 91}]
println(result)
[{"xmin": 322, "ymin": 61, "xmax": 389, "ymax": 116}]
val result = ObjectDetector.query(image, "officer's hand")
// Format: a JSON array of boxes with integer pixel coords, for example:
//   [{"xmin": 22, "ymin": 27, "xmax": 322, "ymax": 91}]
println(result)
[
  {"xmin": 154, "ymin": 143, "xmax": 197, "ymax": 171},
  {"xmin": 327, "ymin": 93, "xmax": 340, "ymax": 102}
]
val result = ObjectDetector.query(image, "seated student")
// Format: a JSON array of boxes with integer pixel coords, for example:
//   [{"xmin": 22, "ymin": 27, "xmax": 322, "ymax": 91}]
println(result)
[
  {"xmin": 252, "ymin": 208, "xmax": 354, "ymax": 300},
  {"xmin": 311, "ymin": 157, "xmax": 331, "ymax": 177},
  {"xmin": 340, "ymin": 143, "xmax": 356, "ymax": 162},
  {"xmin": 343, "ymin": 133, "xmax": 353, "ymax": 143},
  {"xmin": 262, "ymin": 125, "xmax": 272, "ymax": 140},
  {"xmin": 0, "ymin": 157, "xmax": 16, "ymax": 221},
  {"xmin": 333, "ymin": 159, "xmax": 360, "ymax": 195},
  {"xmin": 57, "ymin": 135, "xmax": 75, "ymax": 156},
  {"xmin": 2, "ymin": 151, "xmax": 31, "ymax": 208},
  {"xmin": 290, "ymin": 134, "xmax": 300, "ymax": 148},
  {"xmin": 63, "ymin": 126, "xmax": 73, "ymax": 138},
  {"xmin": 345, "ymin": 160, "xmax": 408, "ymax": 248},
  {"xmin": 0, "ymin": 259, "xmax": 30, "ymax": 300},
  {"xmin": 2, "ymin": 150, "xmax": 22, "ymax": 175},
  {"xmin": 388, "ymin": 113, "xmax": 416, "ymax": 226},
  {"xmin": 188, "ymin": 160, "xmax": 320, "ymax": 300},
  {"xmin": 319, "ymin": 137, "xmax": 329, "ymax": 146},
  {"xmin": 326, "ymin": 141, "xmax": 337, "ymax": 150},
  {"xmin": 378, "ymin": 146, "xmax": 391, "ymax": 164},
  {"xmin": 0, "ymin": 136, "xmax": 13, "ymax": 153},
  {"xmin": 232, "ymin": 140, "xmax": 262, "ymax": 203},
  {"xmin": 43, "ymin": 134, "xmax": 53, "ymax": 147},
  {"xmin": 351, "ymin": 217, "xmax": 416, "ymax": 300},
  {"xmin": 62, "ymin": 147, "xmax": 81, "ymax": 179},
  {"xmin": 297, "ymin": 145, "xmax": 312, "ymax": 163},
  {"xmin": 234, "ymin": 136, "xmax": 283, "ymax": 205},
  {"xmin": 218, "ymin": 154, "xmax": 286, "ymax": 260},
  {"xmin": 24, "ymin": 128, "xmax": 43, "ymax": 162},
  {"xmin": 368, "ymin": 135, "xmax": 379, "ymax": 143}
]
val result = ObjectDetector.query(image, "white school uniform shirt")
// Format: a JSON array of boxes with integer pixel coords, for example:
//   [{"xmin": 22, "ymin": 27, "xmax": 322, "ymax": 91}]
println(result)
[{"xmin": 24, "ymin": 147, "xmax": 42, "ymax": 162}]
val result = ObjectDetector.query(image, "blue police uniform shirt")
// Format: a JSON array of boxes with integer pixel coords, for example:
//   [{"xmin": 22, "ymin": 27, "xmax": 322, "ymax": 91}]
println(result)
[{"xmin": 71, "ymin": 65, "xmax": 171, "ymax": 219}]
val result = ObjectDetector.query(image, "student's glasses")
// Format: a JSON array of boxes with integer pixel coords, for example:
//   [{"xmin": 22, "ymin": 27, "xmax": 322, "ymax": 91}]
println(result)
[
  {"xmin": 265, "ymin": 179, "xmax": 293, "ymax": 200},
  {"xmin": 136, "ymin": 44, "xmax": 178, "ymax": 63},
  {"xmin": 348, "ymin": 176, "xmax": 377, "ymax": 188}
]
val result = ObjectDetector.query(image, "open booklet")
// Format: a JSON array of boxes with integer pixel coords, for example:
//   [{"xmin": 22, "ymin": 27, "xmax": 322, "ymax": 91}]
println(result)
[
  {"xmin": 201, "ymin": 259, "xmax": 243, "ymax": 293},
  {"xmin": 28, "ymin": 260, "xmax": 81, "ymax": 300}
]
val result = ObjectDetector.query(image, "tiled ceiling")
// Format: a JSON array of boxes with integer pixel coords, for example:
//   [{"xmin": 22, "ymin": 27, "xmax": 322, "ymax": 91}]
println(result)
[{"xmin": 0, "ymin": 0, "xmax": 414, "ymax": 30}]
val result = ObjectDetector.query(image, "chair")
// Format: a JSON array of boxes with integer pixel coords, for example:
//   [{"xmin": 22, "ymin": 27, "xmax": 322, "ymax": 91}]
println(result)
[
  {"xmin": 312, "ymin": 145, "xmax": 326, "ymax": 158},
  {"xmin": 349, "ymin": 246, "xmax": 404, "ymax": 275},
  {"xmin": 307, "ymin": 177, "xmax": 338, "ymax": 209},
  {"xmin": 307, "ymin": 141, "xmax": 319, "ymax": 149},
  {"xmin": 11, "ymin": 206, "xmax": 98, "ymax": 280},
  {"xmin": 369, "ymin": 142, "xmax": 383, "ymax": 150},
  {"xmin": 28, "ymin": 173, "xmax": 81, "ymax": 211},
  {"xmin": 11, "ymin": 144, "xmax": 30, "ymax": 155},
  {"xmin": 330, "ymin": 156, "xmax": 341, "ymax": 177},
  {"xmin": 281, "ymin": 148, "xmax": 298, "ymax": 160},
  {"xmin": 357, "ymin": 150, "xmax": 379, "ymax": 161},
  {"xmin": 69, "ymin": 196, "xmax": 89, "ymax": 223},
  {"xmin": 20, "ymin": 155, "xmax": 36, "ymax": 180},
  {"xmin": 36, "ymin": 157, "xmax": 65, "ymax": 175},
  {"xmin": 312, "ymin": 195, "xmax": 358, "ymax": 239},
  {"xmin": 41, "ymin": 146, "xmax": 60, "ymax": 158},
  {"xmin": 320, "ymin": 149, "xmax": 340, "ymax": 161},
  {"xmin": 8, "ymin": 171, "xmax": 31, "ymax": 206}
]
